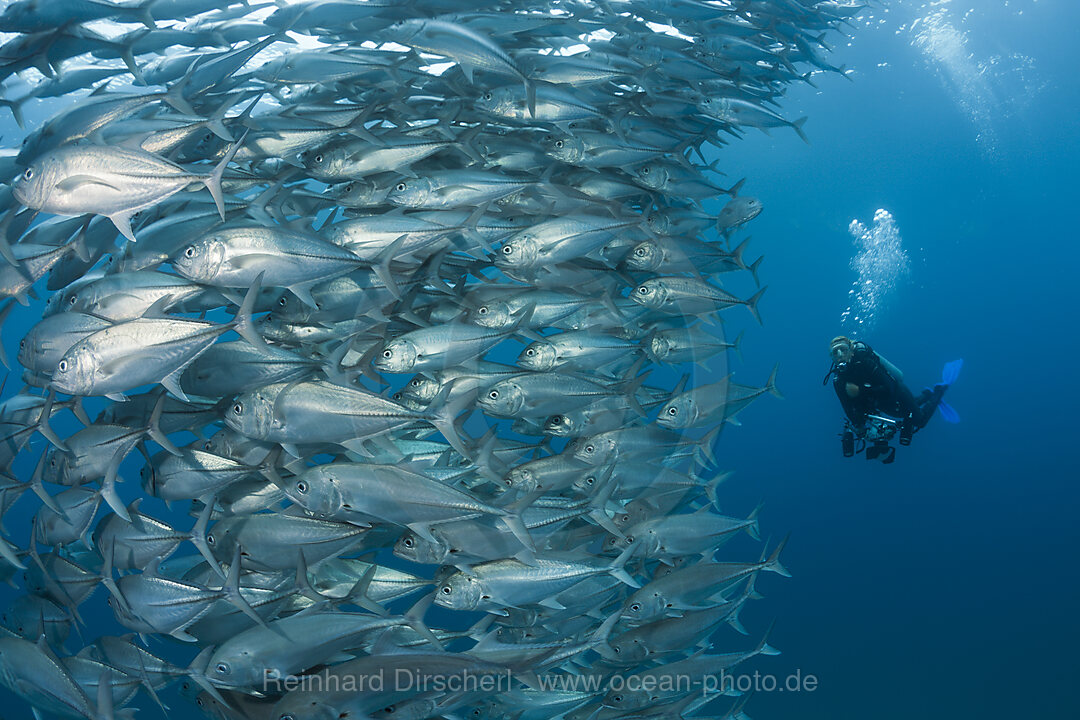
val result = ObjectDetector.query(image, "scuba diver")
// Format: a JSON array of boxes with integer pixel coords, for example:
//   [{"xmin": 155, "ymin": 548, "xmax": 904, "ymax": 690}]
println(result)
[{"xmin": 825, "ymin": 336, "xmax": 962, "ymax": 463}]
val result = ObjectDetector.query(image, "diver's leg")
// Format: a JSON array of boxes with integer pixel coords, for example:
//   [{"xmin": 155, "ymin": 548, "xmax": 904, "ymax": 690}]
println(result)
[{"xmin": 912, "ymin": 385, "xmax": 947, "ymax": 429}]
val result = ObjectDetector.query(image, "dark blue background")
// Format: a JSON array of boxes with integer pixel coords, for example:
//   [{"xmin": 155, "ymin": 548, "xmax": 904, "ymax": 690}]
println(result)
[{"xmin": 713, "ymin": 1, "xmax": 1080, "ymax": 717}]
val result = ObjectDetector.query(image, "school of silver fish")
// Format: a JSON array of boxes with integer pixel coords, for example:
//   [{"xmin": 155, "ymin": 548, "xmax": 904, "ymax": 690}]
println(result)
[{"xmin": 0, "ymin": 0, "xmax": 860, "ymax": 718}]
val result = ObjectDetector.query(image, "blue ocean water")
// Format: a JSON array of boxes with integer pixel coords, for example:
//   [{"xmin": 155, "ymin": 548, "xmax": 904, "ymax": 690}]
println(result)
[
  {"xmin": 0, "ymin": 1, "xmax": 1077, "ymax": 719},
  {"xmin": 710, "ymin": 1, "xmax": 1080, "ymax": 717}
]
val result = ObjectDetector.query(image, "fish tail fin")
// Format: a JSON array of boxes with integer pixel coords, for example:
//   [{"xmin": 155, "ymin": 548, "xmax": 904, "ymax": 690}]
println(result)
[
  {"xmin": 36, "ymin": 390, "xmax": 68, "ymax": 453},
  {"xmin": 222, "ymin": 544, "xmax": 269, "ymax": 629},
  {"xmin": 586, "ymin": 464, "xmax": 624, "ymax": 537},
  {"xmin": 184, "ymin": 647, "xmax": 233, "ymax": 710},
  {"xmin": 695, "ymin": 422, "xmax": 724, "ymax": 467},
  {"xmin": 146, "ymin": 392, "xmax": 181, "ymax": 456},
  {"xmin": 731, "ymin": 329, "xmax": 745, "ymax": 362},
  {"xmin": 99, "ymin": 539, "xmax": 131, "ymax": 617},
  {"xmin": 30, "ymin": 450, "xmax": 63, "ymax": 516},
  {"xmin": 372, "ymin": 234, "xmax": 408, "ymax": 300},
  {"xmin": 792, "ymin": 116, "xmax": 810, "ymax": 145},
  {"xmin": 230, "ymin": 271, "xmax": 268, "ymax": 352},
  {"xmin": 698, "ymin": 469, "xmax": 731, "ymax": 512},
  {"xmin": 497, "ymin": 501, "xmax": 536, "ymax": 554},
  {"xmin": 745, "ymin": 501, "xmax": 762, "ymax": 541},
  {"xmin": 189, "ymin": 501, "xmax": 225, "ymax": 580},
  {"xmin": 0, "ymin": 97, "xmax": 25, "ymax": 129},
  {"xmin": 342, "ymin": 561, "xmax": 389, "ymax": 616},
  {"xmin": 729, "ymin": 236, "xmax": 751, "ymax": 270},
  {"xmin": 204, "ymin": 129, "xmax": 248, "ymax": 220},
  {"xmin": 755, "ymin": 620, "xmax": 781, "ymax": 656},
  {"xmin": 0, "ymin": 535, "xmax": 25, "ymax": 570},
  {"xmin": 765, "ymin": 363, "xmax": 783, "ymax": 399},
  {"xmin": 404, "ymin": 593, "xmax": 444, "ymax": 650},
  {"xmin": 425, "ymin": 379, "xmax": 474, "ymax": 461},
  {"xmin": 619, "ymin": 368, "xmax": 650, "ymax": 417},
  {"xmin": 744, "ymin": 285, "xmax": 767, "ymax": 325},
  {"xmin": 764, "ymin": 534, "xmax": 791, "ymax": 577},
  {"xmin": 747, "ymin": 254, "xmax": 764, "ymax": 288},
  {"xmin": 607, "ymin": 539, "xmax": 641, "ymax": 588},
  {"xmin": 100, "ymin": 448, "xmax": 131, "ymax": 522}
]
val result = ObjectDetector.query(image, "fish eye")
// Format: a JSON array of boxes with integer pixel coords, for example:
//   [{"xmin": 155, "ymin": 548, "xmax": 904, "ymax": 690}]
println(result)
[
  {"xmin": 502, "ymin": 245, "xmax": 513, "ymax": 255},
  {"xmin": 410, "ymin": 379, "xmax": 421, "ymax": 387},
  {"xmin": 613, "ymin": 645, "xmax": 621, "ymax": 653},
  {"xmin": 638, "ymin": 286, "xmax": 649, "ymax": 295},
  {"xmin": 206, "ymin": 534, "xmax": 215, "ymax": 545},
  {"xmin": 68, "ymin": 295, "xmax": 77, "ymax": 305},
  {"xmin": 667, "ymin": 407, "xmax": 678, "ymax": 415},
  {"xmin": 482, "ymin": 92, "xmax": 492, "ymax": 101},
  {"xmin": 277, "ymin": 296, "xmax": 287, "ymax": 307},
  {"xmin": 280, "ymin": 715, "xmax": 295, "ymax": 720},
  {"xmin": 585, "ymin": 475, "xmax": 595, "ymax": 485},
  {"xmin": 488, "ymin": 390, "xmax": 498, "ymax": 400},
  {"xmin": 613, "ymin": 696, "xmax": 623, "ymax": 704},
  {"xmin": 183, "ymin": 246, "xmax": 195, "ymax": 258},
  {"xmin": 343, "ymin": 183, "xmax": 354, "ymax": 192},
  {"xmin": 635, "ymin": 248, "xmax": 646, "ymax": 256},
  {"xmin": 58, "ymin": 360, "xmax": 67, "ymax": 372},
  {"xmin": 585, "ymin": 444, "xmax": 594, "ymax": 453},
  {"xmin": 18, "ymin": 340, "xmax": 24, "ymax": 348},
  {"xmin": 215, "ymin": 662, "xmax": 230, "ymax": 675},
  {"xmin": 525, "ymin": 348, "xmax": 534, "ymax": 356},
  {"xmin": 630, "ymin": 603, "xmax": 640, "ymax": 612},
  {"xmin": 550, "ymin": 416, "xmax": 561, "ymax": 425},
  {"xmin": 295, "ymin": 480, "xmax": 308, "ymax": 494},
  {"xmin": 382, "ymin": 349, "xmax": 392, "ymax": 358},
  {"xmin": 313, "ymin": 154, "xmax": 323, "ymax": 164},
  {"xmin": 22, "ymin": 168, "xmax": 32, "ymax": 180},
  {"xmin": 396, "ymin": 183, "xmax": 406, "ymax": 191},
  {"xmin": 554, "ymin": 140, "xmax": 563, "ymax": 148},
  {"xmin": 641, "ymin": 166, "xmax": 650, "ymax": 174},
  {"xmin": 402, "ymin": 537, "xmax": 413, "ymax": 548},
  {"xmin": 384, "ymin": 707, "xmax": 395, "ymax": 714},
  {"xmin": 477, "ymin": 307, "xmax": 488, "ymax": 315},
  {"xmin": 441, "ymin": 585, "xmax": 451, "ymax": 594},
  {"xmin": 232, "ymin": 402, "xmax": 243, "ymax": 414}
]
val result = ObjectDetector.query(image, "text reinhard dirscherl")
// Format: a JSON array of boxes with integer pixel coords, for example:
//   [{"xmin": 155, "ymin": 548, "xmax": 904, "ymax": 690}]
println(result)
[{"xmin": 262, "ymin": 668, "xmax": 819, "ymax": 696}]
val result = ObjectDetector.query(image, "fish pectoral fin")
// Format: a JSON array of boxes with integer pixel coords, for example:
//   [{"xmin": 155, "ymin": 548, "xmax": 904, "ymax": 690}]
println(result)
[
  {"xmin": 158, "ymin": 371, "xmax": 190, "ymax": 403},
  {"xmin": 537, "ymin": 596, "xmax": 566, "ymax": 610},
  {"xmin": 109, "ymin": 212, "xmax": 138, "ymax": 243},
  {"xmin": 55, "ymin": 174, "xmax": 122, "ymax": 192},
  {"xmin": 288, "ymin": 282, "xmax": 319, "ymax": 308},
  {"xmin": 169, "ymin": 628, "xmax": 198, "ymax": 642}
]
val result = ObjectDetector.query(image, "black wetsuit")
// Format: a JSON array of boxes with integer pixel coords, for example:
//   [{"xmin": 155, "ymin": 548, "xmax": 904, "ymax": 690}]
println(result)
[{"xmin": 832, "ymin": 342, "xmax": 939, "ymax": 435}]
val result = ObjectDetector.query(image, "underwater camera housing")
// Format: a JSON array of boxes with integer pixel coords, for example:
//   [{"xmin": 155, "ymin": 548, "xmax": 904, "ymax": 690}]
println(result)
[
  {"xmin": 864, "ymin": 414, "xmax": 899, "ymax": 464},
  {"xmin": 844, "ymin": 415, "xmax": 900, "ymax": 463}
]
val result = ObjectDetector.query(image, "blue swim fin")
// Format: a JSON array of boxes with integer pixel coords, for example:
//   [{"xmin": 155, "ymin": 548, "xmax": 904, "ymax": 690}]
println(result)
[
  {"xmin": 941, "ymin": 359, "xmax": 963, "ymax": 385},
  {"xmin": 937, "ymin": 400, "xmax": 960, "ymax": 424}
]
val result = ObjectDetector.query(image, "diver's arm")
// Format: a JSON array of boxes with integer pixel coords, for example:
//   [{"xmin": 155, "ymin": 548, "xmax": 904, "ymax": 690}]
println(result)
[{"xmin": 833, "ymin": 378, "xmax": 864, "ymax": 430}]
